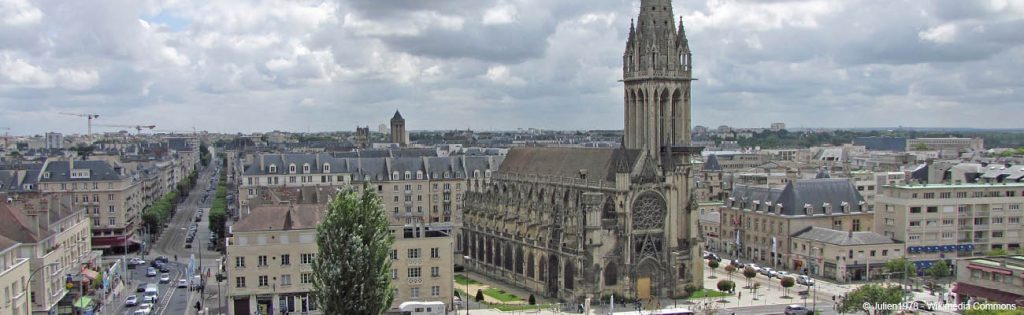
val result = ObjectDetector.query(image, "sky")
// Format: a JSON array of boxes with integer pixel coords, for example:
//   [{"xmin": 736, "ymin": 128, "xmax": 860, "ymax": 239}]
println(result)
[{"xmin": 1, "ymin": 0, "xmax": 1023, "ymax": 135}]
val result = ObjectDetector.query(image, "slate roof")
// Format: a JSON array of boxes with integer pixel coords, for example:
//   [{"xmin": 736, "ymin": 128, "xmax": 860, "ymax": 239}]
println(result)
[
  {"xmin": 730, "ymin": 178, "xmax": 866, "ymax": 216},
  {"xmin": 391, "ymin": 110, "xmax": 404, "ymax": 121},
  {"xmin": 0, "ymin": 234, "xmax": 18, "ymax": 252},
  {"xmin": 0, "ymin": 203, "xmax": 52, "ymax": 243},
  {"xmin": 791, "ymin": 227, "xmax": 897, "ymax": 246},
  {"xmin": 853, "ymin": 137, "xmax": 907, "ymax": 152},
  {"xmin": 498, "ymin": 147, "xmax": 640, "ymax": 183},
  {"xmin": 233, "ymin": 204, "xmax": 324, "ymax": 232},
  {"xmin": 980, "ymin": 164, "xmax": 1024, "ymax": 182},
  {"xmin": 244, "ymin": 153, "xmax": 502, "ymax": 181},
  {"xmin": 703, "ymin": 154, "xmax": 722, "ymax": 171},
  {"xmin": 39, "ymin": 160, "xmax": 124, "ymax": 182}
]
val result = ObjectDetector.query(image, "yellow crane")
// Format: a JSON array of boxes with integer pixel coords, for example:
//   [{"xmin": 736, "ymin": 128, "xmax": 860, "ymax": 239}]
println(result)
[{"xmin": 58, "ymin": 112, "xmax": 100, "ymax": 135}]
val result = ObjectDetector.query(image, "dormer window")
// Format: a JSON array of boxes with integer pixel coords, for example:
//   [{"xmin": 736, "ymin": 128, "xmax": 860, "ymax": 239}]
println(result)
[
  {"xmin": 392, "ymin": 171, "xmax": 399, "ymax": 180},
  {"xmin": 404, "ymin": 171, "xmax": 411, "ymax": 180},
  {"xmin": 416, "ymin": 171, "xmax": 423, "ymax": 180},
  {"xmin": 268, "ymin": 164, "xmax": 277, "ymax": 173},
  {"xmin": 288, "ymin": 164, "xmax": 296, "ymax": 174},
  {"xmin": 485, "ymin": 170, "xmax": 492, "ymax": 178},
  {"xmin": 444, "ymin": 172, "xmax": 450, "ymax": 179},
  {"xmin": 823, "ymin": 203, "xmax": 832, "ymax": 214},
  {"xmin": 841, "ymin": 201, "xmax": 850, "ymax": 213},
  {"xmin": 803, "ymin": 203, "xmax": 812, "ymax": 215},
  {"xmin": 302, "ymin": 163, "xmax": 310, "ymax": 174},
  {"xmin": 43, "ymin": 172, "xmax": 50, "ymax": 179},
  {"xmin": 323, "ymin": 163, "xmax": 330, "ymax": 173},
  {"xmin": 775, "ymin": 203, "xmax": 784, "ymax": 213},
  {"xmin": 474, "ymin": 170, "xmax": 481, "ymax": 178}
]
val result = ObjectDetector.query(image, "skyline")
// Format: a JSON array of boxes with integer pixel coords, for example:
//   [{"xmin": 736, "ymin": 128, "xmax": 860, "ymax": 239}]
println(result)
[{"xmin": 1, "ymin": 0, "xmax": 1023, "ymax": 134}]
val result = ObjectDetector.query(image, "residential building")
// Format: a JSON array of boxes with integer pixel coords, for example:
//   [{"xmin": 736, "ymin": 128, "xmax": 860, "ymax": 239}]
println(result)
[
  {"xmin": 0, "ymin": 195, "xmax": 93, "ymax": 314},
  {"xmin": 37, "ymin": 159, "xmax": 143, "ymax": 251},
  {"xmin": 698, "ymin": 210, "xmax": 722, "ymax": 252},
  {"xmin": 224, "ymin": 204, "xmax": 453, "ymax": 314},
  {"xmin": 462, "ymin": 0, "xmax": 703, "ymax": 302},
  {"xmin": 770, "ymin": 123, "xmax": 786, "ymax": 132},
  {"xmin": 719, "ymin": 179, "xmax": 871, "ymax": 271},
  {"xmin": 874, "ymin": 182, "xmax": 1024, "ymax": 270},
  {"xmin": 0, "ymin": 235, "xmax": 31, "ymax": 315},
  {"xmin": 952, "ymin": 255, "xmax": 1024, "ymax": 307},
  {"xmin": 906, "ymin": 137, "xmax": 984, "ymax": 153},
  {"xmin": 790, "ymin": 227, "xmax": 903, "ymax": 282},
  {"xmin": 44, "ymin": 133, "xmax": 63, "ymax": 150}
]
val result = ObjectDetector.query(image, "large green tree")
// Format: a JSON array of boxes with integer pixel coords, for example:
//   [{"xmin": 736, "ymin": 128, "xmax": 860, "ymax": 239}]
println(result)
[
  {"xmin": 884, "ymin": 257, "xmax": 917, "ymax": 291},
  {"xmin": 837, "ymin": 284, "xmax": 905, "ymax": 315},
  {"xmin": 312, "ymin": 186, "xmax": 395, "ymax": 314}
]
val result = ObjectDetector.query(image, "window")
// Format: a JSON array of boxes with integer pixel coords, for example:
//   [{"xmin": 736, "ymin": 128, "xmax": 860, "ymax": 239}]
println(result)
[
  {"xmin": 411, "ymin": 287, "xmax": 420, "ymax": 298},
  {"xmin": 885, "ymin": 218, "xmax": 894, "ymax": 226},
  {"xmin": 942, "ymin": 232, "xmax": 954, "ymax": 239},
  {"xmin": 109, "ymin": 217, "xmax": 115, "ymax": 225},
  {"xmin": 909, "ymin": 235, "xmax": 921, "ymax": 241},
  {"xmin": 392, "ymin": 269, "xmax": 398, "ymax": 279},
  {"xmin": 870, "ymin": 250, "xmax": 876, "ymax": 257},
  {"xmin": 1010, "ymin": 217, "xmax": 1021, "ymax": 224},
  {"xmin": 430, "ymin": 247, "xmax": 440, "ymax": 258},
  {"xmin": 390, "ymin": 250, "xmax": 398, "ymax": 260},
  {"xmin": 431, "ymin": 266, "xmax": 440, "ymax": 277},
  {"xmin": 301, "ymin": 273, "xmax": 313, "ymax": 284},
  {"xmin": 957, "ymin": 192, "xmax": 967, "ymax": 198},
  {"xmin": 394, "ymin": 196, "xmax": 399, "ymax": 202},
  {"xmin": 910, "ymin": 207, "xmax": 922, "ymax": 213},
  {"xmin": 909, "ymin": 221, "xmax": 921, "ymax": 227},
  {"xmin": 108, "ymin": 194, "xmax": 114, "ymax": 201},
  {"xmin": 281, "ymin": 274, "xmax": 292, "ymax": 286},
  {"xmin": 927, "ymin": 206, "xmax": 938, "ymax": 213},
  {"xmin": 939, "ymin": 192, "xmax": 951, "ymax": 199},
  {"xmin": 258, "ymin": 255, "xmax": 268, "ymax": 267},
  {"xmin": 235, "ymin": 277, "xmax": 246, "ymax": 288},
  {"xmin": 109, "ymin": 205, "xmax": 115, "ymax": 213},
  {"xmin": 993, "ymin": 231, "xmax": 1004, "ymax": 238},
  {"xmin": 408, "ymin": 267, "xmax": 421, "ymax": 278},
  {"xmin": 923, "ymin": 193, "xmax": 935, "ymax": 199},
  {"xmin": 942, "ymin": 219, "xmax": 954, "ymax": 225},
  {"xmin": 302, "ymin": 164, "xmax": 310, "ymax": 173},
  {"xmin": 235, "ymin": 256, "xmax": 246, "ymax": 267},
  {"xmin": 289, "ymin": 164, "xmax": 296, "ymax": 173},
  {"xmin": 408, "ymin": 248, "xmax": 420, "ymax": 259},
  {"xmin": 92, "ymin": 218, "xmax": 100, "ymax": 226},
  {"xmin": 431, "ymin": 286, "xmax": 440, "ymax": 297},
  {"xmin": 301, "ymin": 253, "xmax": 315, "ymax": 264},
  {"xmin": 281, "ymin": 254, "xmax": 290, "ymax": 266},
  {"xmin": 852, "ymin": 219, "xmax": 861, "ymax": 232},
  {"xmin": 882, "ymin": 250, "xmax": 889, "ymax": 256},
  {"xmin": 993, "ymin": 217, "xmax": 1004, "ymax": 224},
  {"xmin": 259, "ymin": 276, "xmax": 269, "ymax": 287}
]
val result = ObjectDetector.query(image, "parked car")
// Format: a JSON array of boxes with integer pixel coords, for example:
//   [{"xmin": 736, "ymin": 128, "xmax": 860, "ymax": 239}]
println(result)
[
  {"xmin": 784, "ymin": 304, "xmax": 811, "ymax": 315},
  {"xmin": 146, "ymin": 267, "xmax": 157, "ymax": 277},
  {"xmin": 730, "ymin": 260, "xmax": 745, "ymax": 268},
  {"xmin": 129, "ymin": 258, "xmax": 146, "ymax": 265},
  {"xmin": 124, "ymin": 295, "xmax": 138, "ymax": 306},
  {"xmin": 776, "ymin": 271, "xmax": 791, "ymax": 279},
  {"xmin": 796, "ymin": 275, "xmax": 815, "ymax": 286},
  {"xmin": 914, "ymin": 300, "xmax": 934, "ymax": 311}
]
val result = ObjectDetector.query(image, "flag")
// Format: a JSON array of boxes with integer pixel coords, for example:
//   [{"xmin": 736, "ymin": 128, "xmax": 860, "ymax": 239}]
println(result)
[
  {"xmin": 735, "ymin": 231, "xmax": 741, "ymax": 246},
  {"xmin": 772, "ymin": 237, "xmax": 778, "ymax": 254}
]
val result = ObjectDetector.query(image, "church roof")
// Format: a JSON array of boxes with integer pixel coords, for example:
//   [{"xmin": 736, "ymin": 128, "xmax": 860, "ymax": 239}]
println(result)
[
  {"xmin": 391, "ymin": 110, "xmax": 404, "ymax": 121},
  {"xmin": 703, "ymin": 154, "xmax": 722, "ymax": 171},
  {"xmin": 498, "ymin": 147, "xmax": 639, "ymax": 183}
]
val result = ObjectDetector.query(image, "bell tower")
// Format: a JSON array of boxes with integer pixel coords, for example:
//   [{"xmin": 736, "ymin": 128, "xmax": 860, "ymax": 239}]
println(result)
[{"xmin": 623, "ymin": 0, "xmax": 693, "ymax": 164}]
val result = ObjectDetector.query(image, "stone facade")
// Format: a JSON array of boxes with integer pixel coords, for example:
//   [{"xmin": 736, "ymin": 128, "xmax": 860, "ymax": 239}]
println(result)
[
  {"xmin": 391, "ymin": 111, "xmax": 408, "ymax": 147},
  {"xmin": 461, "ymin": 0, "xmax": 703, "ymax": 303}
]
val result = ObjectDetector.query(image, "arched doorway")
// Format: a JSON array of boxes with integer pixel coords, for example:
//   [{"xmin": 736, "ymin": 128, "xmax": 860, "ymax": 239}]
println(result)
[{"xmin": 547, "ymin": 255, "xmax": 560, "ymax": 296}]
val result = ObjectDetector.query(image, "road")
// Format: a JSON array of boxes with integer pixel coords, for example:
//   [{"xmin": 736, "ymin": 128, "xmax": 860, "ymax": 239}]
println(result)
[{"xmin": 110, "ymin": 164, "xmax": 223, "ymax": 315}]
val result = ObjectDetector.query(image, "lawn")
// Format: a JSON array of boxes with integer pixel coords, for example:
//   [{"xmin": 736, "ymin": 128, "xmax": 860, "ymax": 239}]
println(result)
[
  {"xmin": 689, "ymin": 289, "xmax": 730, "ymax": 299},
  {"xmin": 482, "ymin": 288, "xmax": 521, "ymax": 302},
  {"xmin": 455, "ymin": 274, "xmax": 480, "ymax": 285},
  {"xmin": 495, "ymin": 304, "xmax": 550, "ymax": 311}
]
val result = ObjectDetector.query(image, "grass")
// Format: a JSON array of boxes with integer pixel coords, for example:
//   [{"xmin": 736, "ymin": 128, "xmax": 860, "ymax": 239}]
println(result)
[
  {"xmin": 688, "ymin": 289, "xmax": 730, "ymax": 299},
  {"xmin": 495, "ymin": 304, "xmax": 551, "ymax": 311},
  {"xmin": 482, "ymin": 288, "xmax": 521, "ymax": 302},
  {"xmin": 455, "ymin": 274, "xmax": 480, "ymax": 285}
]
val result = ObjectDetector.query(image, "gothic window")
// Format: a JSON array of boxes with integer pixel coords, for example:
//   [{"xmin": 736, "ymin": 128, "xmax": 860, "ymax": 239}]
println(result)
[
  {"xmin": 539, "ymin": 256, "xmax": 547, "ymax": 281},
  {"xmin": 515, "ymin": 247, "xmax": 524, "ymax": 274},
  {"xmin": 632, "ymin": 192, "xmax": 666, "ymax": 230},
  {"xmin": 564, "ymin": 261, "xmax": 576, "ymax": 290},
  {"xmin": 527, "ymin": 253, "xmax": 535, "ymax": 279},
  {"xmin": 503, "ymin": 244, "xmax": 514, "ymax": 271},
  {"xmin": 604, "ymin": 262, "xmax": 618, "ymax": 286},
  {"xmin": 494, "ymin": 241, "xmax": 503, "ymax": 268}
]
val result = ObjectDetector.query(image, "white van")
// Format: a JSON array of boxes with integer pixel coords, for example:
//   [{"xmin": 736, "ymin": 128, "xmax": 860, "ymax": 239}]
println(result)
[
  {"xmin": 144, "ymin": 284, "xmax": 159, "ymax": 302},
  {"xmin": 398, "ymin": 301, "xmax": 446, "ymax": 315}
]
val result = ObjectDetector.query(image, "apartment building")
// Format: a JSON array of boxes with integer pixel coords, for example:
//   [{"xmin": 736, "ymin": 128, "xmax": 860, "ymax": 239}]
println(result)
[
  {"xmin": 874, "ymin": 182, "xmax": 1024, "ymax": 270},
  {"xmin": 0, "ymin": 195, "xmax": 93, "ymax": 314},
  {"xmin": 37, "ymin": 160, "xmax": 143, "ymax": 250},
  {"xmin": 906, "ymin": 137, "xmax": 984, "ymax": 152},
  {"xmin": 790, "ymin": 227, "xmax": 903, "ymax": 282},
  {"xmin": 698, "ymin": 209, "xmax": 723, "ymax": 252},
  {"xmin": 719, "ymin": 179, "xmax": 871, "ymax": 270},
  {"xmin": 0, "ymin": 235, "xmax": 31, "ymax": 315},
  {"xmin": 952, "ymin": 256, "xmax": 1024, "ymax": 307},
  {"xmin": 225, "ymin": 204, "xmax": 453, "ymax": 315}
]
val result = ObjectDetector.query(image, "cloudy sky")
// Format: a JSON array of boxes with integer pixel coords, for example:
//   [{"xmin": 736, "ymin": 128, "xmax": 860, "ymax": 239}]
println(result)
[{"xmin": 1, "ymin": 0, "xmax": 1022, "ymax": 135}]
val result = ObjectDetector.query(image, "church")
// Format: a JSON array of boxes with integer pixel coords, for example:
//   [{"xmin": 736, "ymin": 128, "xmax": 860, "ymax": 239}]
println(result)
[{"xmin": 462, "ymin": 0, "xmax": 703, "ymax": 303}]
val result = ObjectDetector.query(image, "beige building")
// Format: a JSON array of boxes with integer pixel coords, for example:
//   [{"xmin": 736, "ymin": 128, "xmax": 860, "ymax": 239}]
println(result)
[
  {"xmin": 697, "ymin": 208, "xmax": 722, "ymax": 252},
  {"xmin": 952, "ymin": 255, "xmax": 1024, "ymax": 307},
  {"xmin": 1, "ymin": 195, "xmax": 93, "ymax": 314},
  {"xmin": 874, "ymin": 182, "xmax": 1024, "ymax": 269},
  {"xmin": 790, "ymin": 227, "xmax": 903, "ymax": 282},
  {"xmin": 225, "ymin": 204, "xmax": 453, "ymax": 314},
  {"xmin": 720, "ymin": 179, "xmax": 872, "ymax": 272},
  {"xmin": 1, "ymin": 235, "xmax": 31, "ymax": 315},
  {"xmin": 37, "ymin": 159, "xmax": 143, "ymax": 250}
]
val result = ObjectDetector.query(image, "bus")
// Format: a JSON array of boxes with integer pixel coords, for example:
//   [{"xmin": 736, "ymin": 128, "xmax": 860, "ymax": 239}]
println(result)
[
  {"xmin": 612, "ymin": 308, "xmax": 695, "ymax": 315},
  {"xmin": 398, "ymin": 301, "xmax": 446, "ymax": 315}
]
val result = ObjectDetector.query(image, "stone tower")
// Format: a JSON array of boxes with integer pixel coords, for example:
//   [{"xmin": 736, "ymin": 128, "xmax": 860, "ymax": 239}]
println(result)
[
  {"xmin": 390, "ymin": 110, "xmax": 408, "ymax": 146},
  {"xmin": 623, "ymin": 0, "xmax": 693, "ymax": 164}
]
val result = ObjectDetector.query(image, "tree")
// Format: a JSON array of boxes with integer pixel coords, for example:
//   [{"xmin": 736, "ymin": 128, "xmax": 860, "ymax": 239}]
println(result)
[
  {"xmin": 884, "ymin": 257, "xmax": 917, "ymax": 291},
  {"xmin": 837, "ymin": 284, "xmax": 905, "ymax": 315},
  {"xmin": 742, "ymin": 267, "xmax": 757, "ymax": 289},
  {"xmin": 987, "ymin": 248, "xmax": 1009, "ymax": 257},
  {"xmin": 913, "ymin": 143, "xmax": 930, "ymax": 151},
  {"xmin": 528, "ymin": 294, "xmax": 536, "ymax": 305},
  {"xmin": 312, "ymin": 186, "xmax": 395, "ymax": 314},
  {"xmin": 716, "ymin": 280, "xmax": 734, "ymax": 294},
  {"xmin": 724, "ymin": 265, "xmax": 737, "ymax": 282},
  {"xmin": 199, "ymin": 143, "xmax": 211, "ymax": 167},
  {"xmin": 926, "ymin": 261, "xmax": 951, "ymax": 295},
  {"xmin": 707, "ymin": 260, "xmax": 719, "ymax": 279},
  {"xmin": 475, "ymin": 289, "xmax": 484, "ymax": 302},
  {"xmin": 780, "ymin": 276, "xmax": 795, "ymax": 298}
]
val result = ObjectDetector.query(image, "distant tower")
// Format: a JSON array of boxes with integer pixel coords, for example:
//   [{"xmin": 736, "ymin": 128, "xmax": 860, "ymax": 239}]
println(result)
[
  {"xmin": 623, "ymin": 0, "xmax": 693, "ymax": 164},
  {"xmin": 390, "ymin": 110, "xmax": 408, "ymax": 146},
  {"xmin": 355, "ymin": 126, "xmax": 370, "ymax": 148}
]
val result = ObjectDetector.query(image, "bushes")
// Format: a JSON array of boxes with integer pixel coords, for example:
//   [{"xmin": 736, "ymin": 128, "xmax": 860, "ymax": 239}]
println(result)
[
  {"xmin": 208, "ymin": 172, "xmax": 228, "ymax": 240},
  {"xmin": 528, "ymin": 294, "xmax": 536, "ymax": 305},
  {"xmin": 475, "ymin": 289, "xmax": 484, "ymax": 302},
  {"xmin": 143, "ymin": 190, "xmax": 178, "ymax": 233},
  {"xmin": 716, "ymin": 280, "xmax": 735, "ymax": 293}
]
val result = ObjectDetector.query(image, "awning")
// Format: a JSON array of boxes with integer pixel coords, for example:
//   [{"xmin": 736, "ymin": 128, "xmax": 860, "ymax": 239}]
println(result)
[
  {"xmin": 967, "ymin": 264, "xmax": 1013, "ymax": 275},
  {"xmin": 73, "ymin": 296, "xmax": 94, "ymax": 309},
  {"xmin": 952, "ymin": 282, "xmax": 1024, "ymax": 306},
  {"xmin": 81, "ymin": 268, "xmax": 99, "ymax": 280}
]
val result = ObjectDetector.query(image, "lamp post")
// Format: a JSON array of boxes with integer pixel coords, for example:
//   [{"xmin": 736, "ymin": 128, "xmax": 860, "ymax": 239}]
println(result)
[{"xmin": 28, "ymin": 263, "xmax": 62, "ymax": 310}]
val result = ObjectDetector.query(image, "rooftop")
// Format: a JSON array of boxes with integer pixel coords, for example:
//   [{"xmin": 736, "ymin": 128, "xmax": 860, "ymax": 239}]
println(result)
[
  {"xmin": 791, "ymin": 227, "xmax": 898, "ymax": 246},
  {"xmin": 885, "ymin": 182, "xmax": 1024, "ymax": 190}
]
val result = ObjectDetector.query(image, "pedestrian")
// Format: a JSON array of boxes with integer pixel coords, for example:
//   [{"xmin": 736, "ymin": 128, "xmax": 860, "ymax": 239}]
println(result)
[{"xmin": 738, "ymin": 292, "xmax": 742, "ymax": 300}]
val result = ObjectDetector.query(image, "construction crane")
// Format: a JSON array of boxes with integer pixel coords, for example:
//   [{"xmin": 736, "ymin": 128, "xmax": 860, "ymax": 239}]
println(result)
[
  {"xmin": 93, "ymin": 124, "xmax": 156, "ymax": 134},
  {"xmin": 58, "ymin": 112, "xmax": 100, "ymax": 135},
  {"xmin": 0, "ymin": 127, "xmax": 9, "ymax": 148}
]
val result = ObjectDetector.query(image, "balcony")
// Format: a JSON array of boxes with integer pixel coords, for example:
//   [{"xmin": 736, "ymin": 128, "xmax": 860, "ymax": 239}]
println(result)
[
  {"xmin": 408, "ymin": 258, "xmax": 422, "ymax": 265},
  {"xmin": 408, "ymin": 277, "xmax": 423, "ymax": 285}
]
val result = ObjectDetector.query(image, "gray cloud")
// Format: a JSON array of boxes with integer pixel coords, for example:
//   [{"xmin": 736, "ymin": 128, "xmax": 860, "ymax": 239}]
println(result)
[{"xmin": 0, "ymin": 0, "xmax": 1022, "ymax": 135}]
